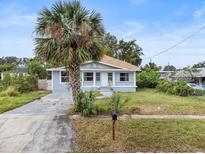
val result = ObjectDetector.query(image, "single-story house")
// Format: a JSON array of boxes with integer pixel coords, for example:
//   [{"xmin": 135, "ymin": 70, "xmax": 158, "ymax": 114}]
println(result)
[
  {"xmin": 159, "ymin": 70, "xmax": 174, "ymax": 79},
  {"xmin": 46, "ymin": 55, "xmax": 140, "ymax": 92},
  {"xmin": 173, "ymin": 68, "xmax": 205, "ymax": 85}
]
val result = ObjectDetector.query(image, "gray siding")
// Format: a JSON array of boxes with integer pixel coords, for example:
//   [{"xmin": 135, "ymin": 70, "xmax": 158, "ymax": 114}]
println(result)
[
  {"xmin": 81, "ymin": 62, "xmax": 119, "ymax": 69},
  {"xmin": 52, "ymin": 71, "xmax": 70, "ymax": 92},
  {"xmin": 115, "ymin": 72, "xmax": 135, "ymax": 86},
  {"xmin": 52, "ymin": 70, "xmax": 136, "ymax": 93}
]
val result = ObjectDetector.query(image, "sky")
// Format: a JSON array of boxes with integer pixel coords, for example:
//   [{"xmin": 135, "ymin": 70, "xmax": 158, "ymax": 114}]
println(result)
[{"xmin": 0, "ymin": 0, "xmax": 205, "ymax": 68}]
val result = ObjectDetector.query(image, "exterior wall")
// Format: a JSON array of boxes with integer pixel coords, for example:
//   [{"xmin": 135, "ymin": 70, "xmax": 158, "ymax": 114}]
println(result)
[
  {"xmin": 51, "ymin": 70, "xmax": 136, "ymax": 93},
  {"xmin": 115, "ymin": 72, "xmax": 135, "ymax": 86},
  {"xmin": 52, "ymin": 71, "xmax": 70, "ymax": 93}
]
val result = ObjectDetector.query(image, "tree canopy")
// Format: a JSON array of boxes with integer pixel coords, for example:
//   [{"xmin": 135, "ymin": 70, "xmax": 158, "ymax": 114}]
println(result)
[
  {"xmin": 35, "ymin": 0, "xmax": 105, "ymax": 102},
  {"xmin": 192, "ymin": 61, "xmax": 205, "ymax": 68},
  {"xmin": 163, "ymin": 65, "xmax": 176, "ymax": 71},
  {"xmin": 142, "ymin": 62, "xmax": 161, "ymax": 71},
  {"xmin": 102, "ymin": 33, "xmax": 143, "ymax": 66}
]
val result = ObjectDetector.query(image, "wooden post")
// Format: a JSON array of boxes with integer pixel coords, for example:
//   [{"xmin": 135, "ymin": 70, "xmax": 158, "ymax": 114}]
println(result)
[
  {"xmin": 112, "ymin": 101, "xmax": 115, "ymax": 140},
  {"xmin": 112, "ymin": 120, "xmax": 115, "ymax": 140}
]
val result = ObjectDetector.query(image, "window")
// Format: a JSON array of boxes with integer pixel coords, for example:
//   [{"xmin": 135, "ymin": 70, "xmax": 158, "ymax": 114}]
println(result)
[
  {"xmin": 84, "ymin": 72, "xmax": 93, "ymax": 81},
  {"xmin": 61, "ymin": 71, "xmax": 69, "ymax": 83},
  {"xmin": 47, "ymin": 71, "xmax": 52, "ymax": 80},
  {"xmin": 120, "ymin": 73, "xmax": 129, "ymax": 81},
  {"xmin": 108, "ymin": 73, "xmax": 113, "ymax": 81},
  {"xmin": 96, "ymin": 72, "xmax": 100, "ymax": 81}
]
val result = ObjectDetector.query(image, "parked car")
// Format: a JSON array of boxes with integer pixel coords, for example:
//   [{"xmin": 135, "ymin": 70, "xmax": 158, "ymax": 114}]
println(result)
[{"xmin": 187, "ymin": 83, "xmax": 205, "ymax": 90}]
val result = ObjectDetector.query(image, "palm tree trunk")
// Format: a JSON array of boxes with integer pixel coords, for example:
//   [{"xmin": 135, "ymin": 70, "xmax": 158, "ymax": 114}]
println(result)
[{"xmin": 68, "ymin": 49, "xmax": 81, "ymax": 103}]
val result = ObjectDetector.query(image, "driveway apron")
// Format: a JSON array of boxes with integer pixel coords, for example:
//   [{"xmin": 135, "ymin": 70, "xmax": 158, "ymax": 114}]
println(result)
[{"xmin": 0, "ymin": 92, "xmax": 74, "ymax": 153}]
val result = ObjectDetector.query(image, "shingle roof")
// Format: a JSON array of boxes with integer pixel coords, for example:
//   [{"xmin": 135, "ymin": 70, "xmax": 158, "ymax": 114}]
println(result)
[
  {"xmin": 174, "ymin": 68, "xmax": 205, "ymax": 78},
  {"xmin": 47, "ymin": 55, "xmax": 140, "ymax": 71},
  {"xmin": 99, "ymin": 55, "xmax": 140, "ymax": 71}
]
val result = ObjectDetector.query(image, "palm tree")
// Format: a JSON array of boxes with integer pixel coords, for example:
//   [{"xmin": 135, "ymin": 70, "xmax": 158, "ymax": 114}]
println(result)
[{"xmin": 34, "ymin": 1, "xmax": 105, "ymax": 103}]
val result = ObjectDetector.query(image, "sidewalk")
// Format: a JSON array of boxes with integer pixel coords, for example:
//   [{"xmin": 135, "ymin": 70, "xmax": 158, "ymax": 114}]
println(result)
[{"xmin": 70, "ymin": 114, "xmax": 205, "ymax": 120}]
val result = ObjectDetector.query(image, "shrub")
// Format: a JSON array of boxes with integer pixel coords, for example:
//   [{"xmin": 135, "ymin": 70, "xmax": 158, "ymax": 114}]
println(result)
[
  {"xmin": 136, "ymin": 71, "xmax": 160, "ymax": 88},
  {"xmin": 156, "ymin": 79, "xmax": 202, "ymax": 96},
  {"xmin": 27, "ymin": 60, "xmax": 47, "ymax": 79},
  {"xmin": 0, "ymin": 86, "xmax": 19, "ymax": 97},
  {"xmin": 0, "ymin": 73, "xmax": 37, "ymax": 93},
  {"xmin": 75, "ymin": 91, "xmax": 96, "ymax": 116},
  {"xmin": 108, "ymin": 92, "xmax": 128, "ymax": 113}
]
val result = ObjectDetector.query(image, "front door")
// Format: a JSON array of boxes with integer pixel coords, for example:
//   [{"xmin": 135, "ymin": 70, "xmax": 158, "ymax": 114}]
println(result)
[{"xmin": 101, "ymin": 72, "xmax": 108, "ymax": 86}]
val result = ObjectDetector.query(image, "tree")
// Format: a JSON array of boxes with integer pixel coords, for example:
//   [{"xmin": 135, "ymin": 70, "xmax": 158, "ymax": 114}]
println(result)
[
  {"xmin": 117, "ymin": 40, "xmax": 143, "ymax": 66},
  {"xmin": 163, "ymin": 65, "xmax": 176, "ymax": 71},
  {"xmin": 27, "ymin": 59, "xmax": 47, "ymax": 79},
  {"xmin": 4, "ymin": 56, "xmax": 19, "ymax": 65},
  {"xmin": 101, "ymin": 33, "xmax": 118, "ymax": 57},
  {"xmin": 35, "ymin": 1, "xmax": 104, "ymax": 103},
  {"xmin": 192, "ymin": 61, "xmax": 205, "ymax": 68},
  {"xmin": 142, "ymin": 62, "xmax": 160, "ymax": 71},
  {"xmin": 136, "ymin": 71, "xmax": 160, "ymax": 88}
]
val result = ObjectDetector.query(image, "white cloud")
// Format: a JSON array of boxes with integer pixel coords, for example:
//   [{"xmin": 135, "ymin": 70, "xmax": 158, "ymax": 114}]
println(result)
[
  {"xmin": 0, "ymin": 2, "xmax": 37, "ymax": 28},
  {"xmin": 0, "ymin": 14, "xmax": 37, "ymax": 27},
  {"xmin": 111, "ymin": 21, "xmax": 145, "ymax": 40},
  {"xmin": 109, "ymin": 21, "xmax": 205, "ymax": 67},
  {"xmin": 0, "ymin": 38, "xmax": 34, "ymax": 57},
  {"xmin": 0, "ymin": 2, "xmax": 36, "ymax": 57},
  {"xmin": 193, "ymin": 3, "xmax": 205, "ymax": 18}
]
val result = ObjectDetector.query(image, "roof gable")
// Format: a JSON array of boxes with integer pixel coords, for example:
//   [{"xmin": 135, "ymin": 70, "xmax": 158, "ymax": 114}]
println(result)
[
  {"xmin": 47, "ymin": 55, "xmax": 140, "ymax": 71},
  {"xmin": 81, "ymin": 62, "xmax": 120, "ymax": 69}
]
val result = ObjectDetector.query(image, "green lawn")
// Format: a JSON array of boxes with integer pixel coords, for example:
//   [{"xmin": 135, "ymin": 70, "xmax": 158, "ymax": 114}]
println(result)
[
  {"xmin": 83, "ymin": 88, "xmax": 205, "ymax": 115},
  {"xmin": 0, "ymin": 91, "xmax": 49, "ymax": 113},
  {"xmin": 72, "ymin": 119, "xmax": 205, "ymax": 152}
]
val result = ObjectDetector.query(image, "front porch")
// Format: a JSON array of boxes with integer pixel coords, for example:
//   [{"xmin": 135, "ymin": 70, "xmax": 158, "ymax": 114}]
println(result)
[{"xmin": 81, "ymin": 71, "xmax": 136, "ymax": 92}]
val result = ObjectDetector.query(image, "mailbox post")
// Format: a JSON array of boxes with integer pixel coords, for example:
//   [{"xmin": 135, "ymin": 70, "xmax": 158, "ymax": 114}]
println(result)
[{"xmin": 112, "ymin": 103, "xmax": 117, "ymax": 140}]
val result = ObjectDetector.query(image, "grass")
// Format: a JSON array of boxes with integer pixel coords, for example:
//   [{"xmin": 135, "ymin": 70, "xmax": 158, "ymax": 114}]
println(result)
[
  {"xmin": 86, "ymin": 88, "xmax": 205, "ymax": 115},
  {"xmin": 0, "ymin": 91, "xmax": 49, "ymax": 113},
  {"xmin": 72, "ymin": 119, "xmax": 205, "ymax": 152}
]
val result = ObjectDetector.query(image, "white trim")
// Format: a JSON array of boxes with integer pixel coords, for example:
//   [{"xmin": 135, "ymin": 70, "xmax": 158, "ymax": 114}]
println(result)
[
  {"xmin": 113, "ymin": 72, "xmax": 115, "ymax": 86},
  {"xmin": 81, "ymin": 69, "xmax": 134, "ymax": 72},
  {"xmin": 59, "ymin": 71, "xmax": 68, "ymax": 85},
  {"xmin": 94, "ymin": 72, "xmax": 96, "ymax": 87},
  {"xmin": 119, "ymin": 72, "xmax": 129, "ymax": 82},
  {"xmin": 47, "ymin": 67, "xmax": 65, "ymax": 71},
  {"xmin": 134, "ymin": 72, "xmax": 136, "ymax": 87},
  {"xmin": 48, "ymin": 68, "xmax": 135, "ymax": 72},
  {"xmin": 82, "ymin": 85, "xmax": 138, "ymax": 88}
]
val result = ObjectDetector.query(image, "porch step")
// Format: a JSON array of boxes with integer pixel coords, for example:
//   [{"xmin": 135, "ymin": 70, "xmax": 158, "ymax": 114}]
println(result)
[{"xmin": 98, "ymin": 86, "xmax": 113, "ymax": 92}]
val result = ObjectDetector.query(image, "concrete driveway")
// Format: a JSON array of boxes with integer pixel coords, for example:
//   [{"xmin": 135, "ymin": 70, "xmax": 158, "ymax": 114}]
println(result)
[{"xmin": 0, "ymin": 92, "xmax": 74, "ymax": 153}]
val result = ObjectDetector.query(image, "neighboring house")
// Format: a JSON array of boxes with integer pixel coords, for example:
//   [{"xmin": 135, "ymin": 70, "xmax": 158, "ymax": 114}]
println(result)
[
  {"xmin": 173, "ymin": 68, "xmax": 205, "ymax": 85},
  {"xmin": 159, "ymin": 70, "xmax": 174, "ymax": 79},
  {"xmin": 0, "ymin": 66, "xmax": 27, "ymax": 80},
  {"xmin": 47, "ymin": 55, "xmax": 140, "ymax": 92}
]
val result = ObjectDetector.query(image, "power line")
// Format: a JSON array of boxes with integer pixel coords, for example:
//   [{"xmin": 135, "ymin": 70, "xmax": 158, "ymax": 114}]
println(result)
[{"xmin": 143, "ymin": 25, "xmax": 205, "ymax": 60}]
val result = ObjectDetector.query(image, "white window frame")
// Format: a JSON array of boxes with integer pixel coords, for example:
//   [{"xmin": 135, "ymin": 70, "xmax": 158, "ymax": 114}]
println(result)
[
  {"xmin": 96, "ymin": 72, "xmax": 101, "ymax": 82},
  {"xmin": 120, "ymin": 73, "xmax": 129, "ymax": 82},
  {"xmin": 108, "ymin": 72, "xmax": 113, "ymax": 82},
  {"xmin": 84, "ymin": 72, "xmax": 94, "ymax": 81},
  {"xmin": 60, "ymin": 71, "xmax": 69, "ymax": 84}
]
